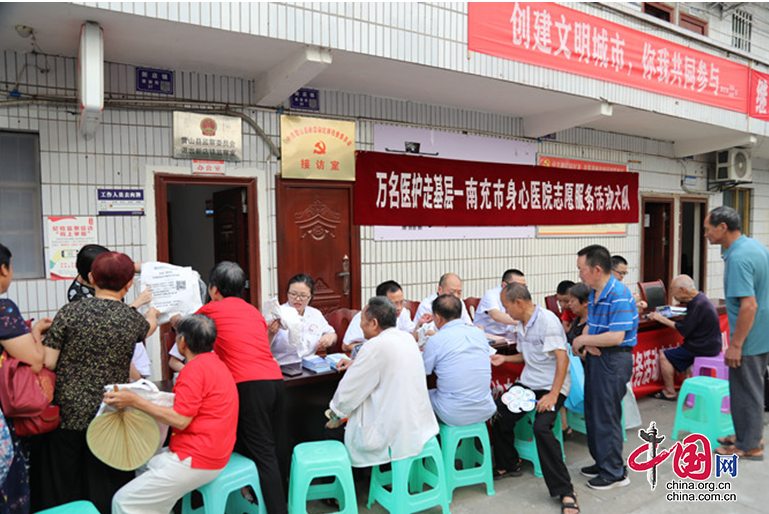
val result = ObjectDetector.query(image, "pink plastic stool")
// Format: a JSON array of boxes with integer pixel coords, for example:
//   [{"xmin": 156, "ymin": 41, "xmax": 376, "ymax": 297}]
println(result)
[{"xmin": 686, "ymin": 353, "xmax": 730, "ymax": 412}]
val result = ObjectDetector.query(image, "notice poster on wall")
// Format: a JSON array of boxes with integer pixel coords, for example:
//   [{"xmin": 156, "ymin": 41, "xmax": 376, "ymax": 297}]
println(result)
[{"xmin": 47, "ymin": 217, "xmax": 98, "ymax": 280}]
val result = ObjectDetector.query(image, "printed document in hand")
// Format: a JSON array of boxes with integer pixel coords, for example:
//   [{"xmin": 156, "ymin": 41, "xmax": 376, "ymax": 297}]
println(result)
[
  {"xmin": 140, "ymin": 262, "xmax": 203, "ymax": 324},
  {"xmin": 263, "ymin": 297, "xmax": 304, "ymax": 350}
]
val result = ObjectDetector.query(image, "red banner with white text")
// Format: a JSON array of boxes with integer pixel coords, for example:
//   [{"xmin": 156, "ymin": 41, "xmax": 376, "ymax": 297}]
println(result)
[
  {"xmin": 468, "ymin": 2, "xmax": 749, "ymax": 113},
  {"xmin": 354, "ymin": 151, "xmax": 639, "ymax": 226},
  {"xmin": 750, "ymin": 69, "xmax": 769, "ymax": 121}
]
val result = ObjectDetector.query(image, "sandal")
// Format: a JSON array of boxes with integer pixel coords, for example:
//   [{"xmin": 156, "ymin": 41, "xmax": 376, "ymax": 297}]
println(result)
[
  {"xmin": 717, "ymin": 434, "xmax": 764, "ymax": 448},
  {"xmin": 651, "ymin": 390, "xmax": 677, "ymax": 402},
  {"xmin": 494, "ymin": 460, "xmax": 523, "ymax": 480},
  {"xmin": 561, "ymin": 493, "xmax": 580, "ymax": 514}
]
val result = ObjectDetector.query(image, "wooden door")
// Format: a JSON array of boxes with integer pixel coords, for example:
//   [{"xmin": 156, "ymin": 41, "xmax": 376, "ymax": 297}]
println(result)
[
  {"xmin": 213, "ymin": 187, "xmax": 250, "ymax": 302},
  {"xmin": 642, "ymin": 198, "xmax": 673, "ymax": 288},
  {"xmin": 276, "ymin": 178, "xmax": 360, "ymax": 314}
]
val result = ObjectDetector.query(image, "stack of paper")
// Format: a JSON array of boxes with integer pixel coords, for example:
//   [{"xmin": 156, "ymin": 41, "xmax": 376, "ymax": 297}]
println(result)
[
  {"xmin": 324, "ymin": 353, "xmax": 347, "ymax": 370},
  {"xmin": 302, "ymin": 355, "xmax": 331, "ymax": 373}
]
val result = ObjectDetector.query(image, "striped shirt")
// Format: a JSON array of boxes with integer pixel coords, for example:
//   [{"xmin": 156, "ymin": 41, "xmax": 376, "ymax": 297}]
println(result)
[{"xmin": 587, "ymin": 275, "xmax": 638, "ymax": 347}]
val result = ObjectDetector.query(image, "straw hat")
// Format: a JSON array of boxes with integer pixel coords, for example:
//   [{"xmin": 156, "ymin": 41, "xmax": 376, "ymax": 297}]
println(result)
[{"xmin": 86, "ymin": 408, "xmax": 160, "ymax": 471}]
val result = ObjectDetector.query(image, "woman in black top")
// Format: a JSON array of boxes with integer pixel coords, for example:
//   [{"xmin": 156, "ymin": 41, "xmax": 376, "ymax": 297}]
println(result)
[{"xmin": 567, "ymin": 283, "xmax": 591, "ymax": 344}]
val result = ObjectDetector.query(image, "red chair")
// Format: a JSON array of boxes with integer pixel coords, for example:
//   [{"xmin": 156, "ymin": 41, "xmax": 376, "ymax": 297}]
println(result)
[
  {"xmin": 325, "ymin": 308, "xmax": 359, "ymax": 355},
  {"xmin": 638, "ymin": 280, "xmax": 667, "ymax": 312},
  {"xmin": 544, "ymin": 294, "xmax": 561, "ymax": 317},
  {"xmin": 404, "ymin": 300, "xmax": 420, "ymax": 321},
  {"xmin": 464, "ymin": 297, "xmax": 481, "ymax": 320}
]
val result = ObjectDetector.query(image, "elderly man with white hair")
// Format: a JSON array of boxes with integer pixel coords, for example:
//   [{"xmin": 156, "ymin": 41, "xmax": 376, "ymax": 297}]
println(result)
[{"xmin": 647, "ymin": 274, "xmax": 722, "ymax": 401}]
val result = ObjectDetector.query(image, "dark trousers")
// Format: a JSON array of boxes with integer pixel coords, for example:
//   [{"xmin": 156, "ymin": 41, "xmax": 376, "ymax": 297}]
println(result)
[
  {"xmin": 584, "ymin": 351, "xmax": 633, "ymax": 482},
  {"xmin": 729, "ymin": 352, "xmax": 769, "ymax": 451},
  {"xmin": 491, "ymin": 387, "xmax": 573, "ymax": 497},
  {"xmin": 234, "ymin": 379, "xmax": 288, "ymax": 514},
  {"xmin": 29, "ymin": 428, "xmax": 134, "ymax": 514}
]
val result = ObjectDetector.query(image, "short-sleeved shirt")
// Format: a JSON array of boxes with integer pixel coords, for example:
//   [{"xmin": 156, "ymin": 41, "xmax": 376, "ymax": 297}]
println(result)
[
  {"xmin": 473, "ymin": 285, "xmax": 514, "ymax": 337},
  {"xmin": 0, "ymin": 299, "xmax": 30, "ymax": 340},
  {"xmin": 67, "ymin": 279, "xmax": 95, "ymax": 303},
  {"xmin": 586, "ymin": 275, "xmax": 638, "ymax": 347},
  {"xmin": 170, "ymin": 352, "xmax": 239, "ymax": 470},
  {"xmin": 422, "ymin": 319, "xmax": 496, "ymax": 426},
  {"xmin": 197, "ymin": 297, "xmax": 282, "ymax": 383},
  {"xmin": 723, "ymin": 235, "xmax": 769, "ymax": 356},
  {"xmin": 270, "ymin": 304, "xmax": 335, "ymax": 365},
  {"xmin": 515, "ymin": 306, "xmax": 571, "ymax": 395},
  {"xmin": 343, "ymin": 309, "xmax": 415, "ymax": 348},
  {"xmin": 415, "ymin": 293, "xmax": 473, "ymax": 327},
  {"xmin": 45, "ymin": 298, "xmax": 150, "ymax": 430},
  {"xmin": 674, "ymin": 292, "xmax": 722, "ymax": 356},
  {"xmin": 560, "ymin": 309, "xmax": 577, "ymax": 324}
]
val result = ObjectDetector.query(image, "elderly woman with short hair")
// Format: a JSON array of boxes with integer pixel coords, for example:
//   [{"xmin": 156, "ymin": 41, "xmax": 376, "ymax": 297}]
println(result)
[{"xmin": 31, "ymin": 252, "xmax": 158, "ymax": 514}]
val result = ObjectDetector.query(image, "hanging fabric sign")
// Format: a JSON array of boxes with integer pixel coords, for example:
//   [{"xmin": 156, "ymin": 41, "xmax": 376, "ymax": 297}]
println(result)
[{"xmin": 353, "ymin": 151, "xmax": 639, "ymax": 227}]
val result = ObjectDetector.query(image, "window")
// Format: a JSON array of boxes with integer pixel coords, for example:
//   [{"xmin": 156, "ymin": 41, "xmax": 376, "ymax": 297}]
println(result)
[
  {"xmin": 732, "ymin": 10, "xmax": 752, "ymax": 52},
  {"xmin": 643, "ymin": 3, "xmax": 708, "ymax": 36},
  {"xmin": 722, "ymin": 188, "xmax": 751, "ymax": 237},
  {"xmin": 0, "ymin": 131, "xmax": 44, "ymax": 279}
]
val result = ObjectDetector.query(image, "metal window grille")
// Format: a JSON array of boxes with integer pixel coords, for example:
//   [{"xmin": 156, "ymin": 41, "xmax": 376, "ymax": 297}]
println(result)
[{"xmin": 732, "ymin": 10, "xmax": 752, "ymax": 53}]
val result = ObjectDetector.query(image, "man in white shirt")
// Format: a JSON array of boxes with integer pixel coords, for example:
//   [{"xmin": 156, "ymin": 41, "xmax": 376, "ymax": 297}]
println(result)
[
  {"xmin": 415, "ymin": 273, "xmax": 473, "ymax": 330},
  {"xmin": 342, "ymin": 280, "xmax": 416, "ymax": 357},
  {"xmin": 326, "ymin": 296, "xmax": 438, "ymax": 467},
  {"xmin": 473, "ymin": 269, "xmax": 526, "ymax": 337}
]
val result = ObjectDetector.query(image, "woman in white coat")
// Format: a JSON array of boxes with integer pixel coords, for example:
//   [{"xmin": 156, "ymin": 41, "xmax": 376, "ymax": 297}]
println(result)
[{"xmin": 268, "ymin": 274, "xmax": 336, "ymax": 365}]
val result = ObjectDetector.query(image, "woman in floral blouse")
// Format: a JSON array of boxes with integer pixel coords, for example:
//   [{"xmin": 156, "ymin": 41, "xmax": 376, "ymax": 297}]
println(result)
[
  {"xmin": 0, "ymin": 243, "xmax": 49, "ymax": 514},
  {"xmin": 30, "ymin": 252, "xmax": 158, "ymax": 514}
]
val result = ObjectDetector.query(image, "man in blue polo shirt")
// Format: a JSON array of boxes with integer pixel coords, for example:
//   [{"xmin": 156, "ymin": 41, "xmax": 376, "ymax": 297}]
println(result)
[
  {"xmin": 573, "ymin": 245, "xmax": 638, "ymax": 490},
  {"xmin": 705, "ymin": 206, "xmax": 769, "ymax": 460}
]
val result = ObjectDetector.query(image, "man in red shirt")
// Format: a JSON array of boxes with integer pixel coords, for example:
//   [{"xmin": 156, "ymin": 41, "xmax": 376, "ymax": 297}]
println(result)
[{"xmin": 105, "ymin": 314, "xmax": 239, "ymax": 514}]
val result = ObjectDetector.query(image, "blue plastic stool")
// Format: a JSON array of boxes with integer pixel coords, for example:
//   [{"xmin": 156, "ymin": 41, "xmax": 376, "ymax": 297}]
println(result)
[
  {"xmin": 182, "ymin": 452, "xmax": 266, "ymax": 514},
  {"xmin": 567, "ymin": 402, "xmax": 627, "ymax": 442},
  {"xmin": 288, "ymin": 440, "xmax": 357, "ymax": 514},
  {"xmin": 367, "ymin": 436, "xmax": 450, "ymax": 514},
  {"xmin": 672, "ymin": 376, "xmax": 734, "ymax": 448},
  {"xmin": 36, "ymin": 501, "xmax": 100, "ymax": 514},
  {"xmin": 438, "ymin": 422, "xmax": 494, "ymax": 500},
  {"xmin": 513, "ymin": 409, "xmax": 565, "ymax": 478}
]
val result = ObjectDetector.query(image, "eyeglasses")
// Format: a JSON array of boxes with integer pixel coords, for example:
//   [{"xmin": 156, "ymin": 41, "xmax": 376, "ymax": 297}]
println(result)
[
  {"xmin": 287, "ymin": 292, "xmax": 311, "ymax": 301},
  {"xmin": 613, "ymin": 270, "xmax": 628, "ymax": 277}
]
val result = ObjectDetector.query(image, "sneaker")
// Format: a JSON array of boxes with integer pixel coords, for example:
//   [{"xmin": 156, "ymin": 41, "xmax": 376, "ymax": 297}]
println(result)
[
  {"xmin": 587, "ymin": 475, "xmax": 630, "ymax": 490},
  {"xmin": 579, "ymin": 464, "xmax": 600, "ymax": 478}
]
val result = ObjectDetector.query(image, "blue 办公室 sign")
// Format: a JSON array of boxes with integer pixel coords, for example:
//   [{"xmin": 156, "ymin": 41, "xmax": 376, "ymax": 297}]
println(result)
[
  {"xmin": 290, "ymin": 88, "xmax": 320, "ymax": 111},
  {"xmin": 97, "ymin": 189, "xmax": 145, "ymax": 216},
  {"xmin": 136, "ymin": 67, "xmax": 174, "ymax": 95}
]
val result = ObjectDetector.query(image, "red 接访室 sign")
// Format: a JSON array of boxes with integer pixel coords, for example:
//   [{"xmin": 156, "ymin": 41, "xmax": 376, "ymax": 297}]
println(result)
[
  {"xmin": 468, "ymin": 2, "xmax": 749, "ymax": 114},
  {"xmin": 354, "ymin": 151, "xmax": 639, "ymax": 227}
]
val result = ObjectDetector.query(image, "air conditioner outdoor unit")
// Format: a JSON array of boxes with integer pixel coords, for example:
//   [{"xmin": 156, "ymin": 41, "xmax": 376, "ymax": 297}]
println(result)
[{"xmin": 715, "ymin": 148, "xmax": 752, "ymax": 183}]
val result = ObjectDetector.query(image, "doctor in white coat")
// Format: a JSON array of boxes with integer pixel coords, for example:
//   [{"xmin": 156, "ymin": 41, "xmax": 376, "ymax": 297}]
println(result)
[{"xmin": 326, "ymin": 296, "xmax": 438, "ymax": 467}]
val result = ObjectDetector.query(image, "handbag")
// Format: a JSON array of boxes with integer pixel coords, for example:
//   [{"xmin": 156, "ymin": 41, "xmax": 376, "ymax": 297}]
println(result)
[{"xmin": 0, "ymin": 351, "xmax": 60, "ymax": 436}]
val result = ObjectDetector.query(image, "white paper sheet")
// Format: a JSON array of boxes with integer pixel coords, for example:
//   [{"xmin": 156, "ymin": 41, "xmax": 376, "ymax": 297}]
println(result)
[{"xmin": 139, "ymin": 262, "xmax": 204, "ymax": 324}]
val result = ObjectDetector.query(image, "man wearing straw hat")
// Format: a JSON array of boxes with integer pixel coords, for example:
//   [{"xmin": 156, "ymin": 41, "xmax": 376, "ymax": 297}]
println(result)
[{"xmin": 105, "ymin": 314, "xmax": 239, "ymax": 514}]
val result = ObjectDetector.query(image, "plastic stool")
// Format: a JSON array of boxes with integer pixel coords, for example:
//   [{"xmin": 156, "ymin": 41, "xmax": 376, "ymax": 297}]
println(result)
[
  {"xmin": 288, "ymin": 440, "xmax": 356, "ymax": 514},
  {"xmin": 686, "ymin": 354, "xmax": 730, "ymax": 411},
  {"xmin": 182, "ymin": 452, "xmax": 266, "ymax": 514},
  {"xmin": 367, "ymin": 436, "xmax": 450, "ymax": 514},
  {"xmin": 513, "ymin": 410, "xmax": 565, "ymax": 478},
  {"xmin": 438, "ymin": 422, "xmax": 494, "ymax": 500},
  {"xmin": 566, "ymin": 403, "xmax": 627, "ymax": 442},
  {"xmin": 672, "ymin": 376, "xmax": 734, "ymax": 448},
  {"xmin": 36, "ymin": 501, "xmax": 100, "ymax": 514}
]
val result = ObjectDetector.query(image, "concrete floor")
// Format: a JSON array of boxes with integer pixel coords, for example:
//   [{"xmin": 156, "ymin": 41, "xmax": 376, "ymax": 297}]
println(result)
[{"xmin": 307, "ymin": 395, "xmax": 769, "ymax": 514}]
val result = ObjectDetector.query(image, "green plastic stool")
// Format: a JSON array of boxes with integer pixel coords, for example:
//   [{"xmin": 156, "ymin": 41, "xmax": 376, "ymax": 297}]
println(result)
[
  {"xmin": 367, "ymin": 436, "xmax": 450, "ymax": 514},
  {"xmin": 513, "ymin": 410, "xmax": 565, "ymax": 478},
  {"xmin": 567, "ymin": 403, "xmax": 627, "ymax": 442},
  {"xmin": 672, "ymin": 376, "xmax": 734, "ymax": 448},
  {"xmin": 288, "ymin": 440, "xmax": 357, "ymax": 514},
  {"xmin": 36, "ymin": 501, "xmax": 100, "ymax": 514},
  {"xmin": 438, "ymin": 422, "xmax": 494, "ymax": 500},
  {"xmin": 182, "ymin": 452, "xmax": 266, "ymax": 514}
]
